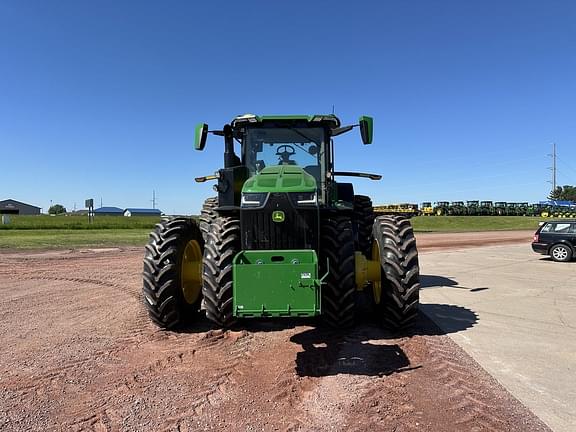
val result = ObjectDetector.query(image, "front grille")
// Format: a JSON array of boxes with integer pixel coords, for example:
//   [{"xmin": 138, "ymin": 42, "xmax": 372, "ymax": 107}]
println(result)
[{"xmin": 241, "ymin": 193, "xmax": 318, "ymax": 250}]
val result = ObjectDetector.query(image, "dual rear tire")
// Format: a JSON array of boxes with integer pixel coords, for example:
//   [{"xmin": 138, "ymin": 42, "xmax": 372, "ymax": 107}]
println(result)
[
  {"xmin": 318, "ymin": 213, "xmax": 420, "ymax": 330},
  {"xmin": 142, "ymin": 218, "xmax": 204, "ymax": 329},
  {"xmin": 370, "ymin": 216, "xmax": 420, "ymax": 329}
]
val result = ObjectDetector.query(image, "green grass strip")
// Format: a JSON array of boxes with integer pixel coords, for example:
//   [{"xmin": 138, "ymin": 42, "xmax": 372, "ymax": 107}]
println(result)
[
  {"xmin": 0, "ymin": 215, "xmax": 161, "ymax": 230},
  {"xmin": 410, "ymin": 216, "xmax": 543, "ymax": 232},
  {"xmin": 0, "ymin": 229, "xmax": 151, "ymax": 249}
]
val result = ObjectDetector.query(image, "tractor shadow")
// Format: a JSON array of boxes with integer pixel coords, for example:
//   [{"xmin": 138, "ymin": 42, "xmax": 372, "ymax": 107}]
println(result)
[
  {"xmin": 173, "ymin": 313, "xmax": 314, "ymax": 334},
  {"xmin": 420, "ymin": 274, "xmax": 489, "ymax": 292},
  {"xmin": 290, "ymin": 302, "xmax": 478, "ymax": 378},
  {"xmin": 290, "ymin": 327, "xmax": 413, "ymax": 377}
]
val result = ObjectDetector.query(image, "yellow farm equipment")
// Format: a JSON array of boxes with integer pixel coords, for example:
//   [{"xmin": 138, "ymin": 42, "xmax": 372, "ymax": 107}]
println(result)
[{"xmin": 374, "ymin": 203, "xmax": 420, "ymax": 218}]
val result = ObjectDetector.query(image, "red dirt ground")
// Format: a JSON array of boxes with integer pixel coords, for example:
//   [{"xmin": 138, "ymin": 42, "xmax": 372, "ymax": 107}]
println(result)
[{"xmin": 0, "ymin": 231, "xmax": 547, "ymax": 431}]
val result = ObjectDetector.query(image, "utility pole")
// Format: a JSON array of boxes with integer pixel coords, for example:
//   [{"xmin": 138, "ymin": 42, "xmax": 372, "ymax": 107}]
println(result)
[
  {"xmin": 151, "ymin": 190, "xmax": 157, "ymax": 209},
  {"xmin": 548, "ymin": 143, "xmax": 557, "ymax": 192}
]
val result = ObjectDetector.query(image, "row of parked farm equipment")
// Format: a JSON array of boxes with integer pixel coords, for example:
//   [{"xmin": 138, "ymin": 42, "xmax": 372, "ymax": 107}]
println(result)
[{"xmin": 374, "ymin": 201, "xmax": 576, "ymax": 218}]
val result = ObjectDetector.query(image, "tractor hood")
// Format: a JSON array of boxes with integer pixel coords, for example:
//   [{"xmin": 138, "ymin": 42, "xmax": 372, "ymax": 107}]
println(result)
[{"xmin": 242, "ymin": 166, "xmax": 316, "ymax": 193}]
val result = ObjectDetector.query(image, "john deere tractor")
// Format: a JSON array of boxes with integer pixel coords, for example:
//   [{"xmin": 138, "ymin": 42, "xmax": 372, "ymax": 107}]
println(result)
[
  {"xmin": 449, "ymin": 201, "xmax": 466, "ymax": 216},
  {"xmin": 434, "ymin": 201, "xmax": 450, "ymax": 216},
  {"xmin": 142, "ymin": 114, "xmax": 420, "ymax": 330}
]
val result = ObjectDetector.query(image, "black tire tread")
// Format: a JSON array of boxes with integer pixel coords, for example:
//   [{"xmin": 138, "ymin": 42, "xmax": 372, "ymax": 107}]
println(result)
[
  {"xmin": 353, "ymin": 195, "xmax": 375, "ymax": 257},
  {"xmin": 320, "ymin": 214, "xmax": 356, "ymax": 328},
  {"xmin": 199, "ymin": 197, "xmax": 218, "ymax": 240},
  {"xmin": 373, "ymin": 215, "xmax": 420, "ymax": 329},
  {"xmin": 142, "ymin": 217, "xmax": 203, "ymax": 329},
  {"xmin": 202, "ymin": 216, "xmax": 240, "ymax": 327}
]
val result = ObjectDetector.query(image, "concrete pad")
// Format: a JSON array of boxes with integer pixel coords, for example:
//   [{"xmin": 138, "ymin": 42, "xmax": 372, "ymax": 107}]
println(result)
[{"xmin": 419, "ymin": 244, "xmax": 576, "ymax": 432}]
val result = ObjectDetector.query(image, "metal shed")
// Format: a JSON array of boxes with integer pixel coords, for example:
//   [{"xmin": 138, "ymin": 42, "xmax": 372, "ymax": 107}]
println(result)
[
  {"xmin": 94, "ymin": 207, "xmax": 124, "ymax": 216},
  {"xmin": 0, "ymin": 199, "xmax": 41, "ymax": 215}
]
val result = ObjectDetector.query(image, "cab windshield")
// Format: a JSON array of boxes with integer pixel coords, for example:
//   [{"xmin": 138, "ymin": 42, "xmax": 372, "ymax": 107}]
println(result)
[{"xmin": 243, "ymin": 127, "xmax": 325, "ymax": 183}]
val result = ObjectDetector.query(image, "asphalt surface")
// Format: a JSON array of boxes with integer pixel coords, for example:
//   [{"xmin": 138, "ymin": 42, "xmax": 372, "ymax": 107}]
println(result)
[{"xmin": 419, "ymin": 243, "xmax": 576, "ymax": 432}]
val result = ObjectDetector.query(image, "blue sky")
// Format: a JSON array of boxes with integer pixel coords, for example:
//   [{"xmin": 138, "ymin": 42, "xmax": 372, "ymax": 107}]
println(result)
[{"xmin": 1, "ymin": 0, "xmax": 575, "ymax": 214}]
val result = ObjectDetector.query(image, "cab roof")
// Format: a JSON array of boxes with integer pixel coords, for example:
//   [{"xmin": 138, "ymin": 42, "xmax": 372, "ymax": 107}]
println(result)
[{"xmin": 231, "ymin": 114, "xmax": 341, "ymax": 128}]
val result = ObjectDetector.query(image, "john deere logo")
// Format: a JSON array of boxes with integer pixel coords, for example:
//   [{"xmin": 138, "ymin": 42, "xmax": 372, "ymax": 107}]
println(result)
[{"xmin": 272, "ymin": 211, "xmax": 285, "ymax": 223}]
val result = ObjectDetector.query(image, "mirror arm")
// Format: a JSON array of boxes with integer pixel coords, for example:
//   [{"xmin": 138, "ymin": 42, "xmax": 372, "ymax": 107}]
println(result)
[
  {"xmin": 330, "ymin": 125, "xmax": 357, "ymax": 137},
  {"xmin": 195, "ymin": 174, "xmax": 219, "ymax": 183},
  {"xmin": 333, "ymin": 171, "xmax": 382, "ymax": 181}
]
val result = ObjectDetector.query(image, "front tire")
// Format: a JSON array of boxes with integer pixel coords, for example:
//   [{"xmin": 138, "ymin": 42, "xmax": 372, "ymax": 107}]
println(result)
[
  {"xmin": 142, "ymin": 218, "xmax": 204, "ymax": 329},
  {"xmin": 202, "ymin": 216, "xmax": 240, "ymax": 327},
  {"xmin": 371, "ymin": 216, "xmax": 420, "ymax": 330},
  {"xmin": 319, "ymin": 214, "xmax": 356, "ymax": 328}
]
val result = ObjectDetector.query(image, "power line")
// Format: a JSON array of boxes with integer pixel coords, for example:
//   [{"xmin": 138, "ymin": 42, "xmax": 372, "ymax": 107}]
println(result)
[{"xmin": 557, "ymin": 156, "xmax": 576, "ymax": 175}]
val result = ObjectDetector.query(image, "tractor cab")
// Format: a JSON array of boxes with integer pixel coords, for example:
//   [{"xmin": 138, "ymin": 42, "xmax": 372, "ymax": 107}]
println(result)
[
  {"xmin": 194, "ymin": 114, "xmax": 375, "ymax": 209},
  {"xmin": 233, "ymin": 115, "xmax": 335, "ymax": 206}
]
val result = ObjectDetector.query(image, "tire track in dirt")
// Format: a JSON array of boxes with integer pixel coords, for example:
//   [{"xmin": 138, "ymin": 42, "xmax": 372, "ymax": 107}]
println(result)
[
  {"xmin": 57, "ymin": 329, "xmax": 257, "ymax": 432},
  {"xmin": 17, "ymin": 275, "xmax": 142, "ymax": 301},
  {"xmin": 342, "ymin": 327, "xmax": 422, "ymax": 432},
  {"xmin": 295, "ymin": 325, "xmax": 422, "ymax": 432},
  {"xmin": 424, "ymin": 335, "xmax": 508, "ymax": 432}
]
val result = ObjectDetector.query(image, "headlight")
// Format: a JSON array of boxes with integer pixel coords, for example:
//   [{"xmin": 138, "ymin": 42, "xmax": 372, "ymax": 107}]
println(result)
[
  {"xmin": 289, "ymin": 191, "xmax": 317, "ymax": 206},
  {"xmin": 241, "ymin": 192, "xmax": 268, "ymax": 208}
]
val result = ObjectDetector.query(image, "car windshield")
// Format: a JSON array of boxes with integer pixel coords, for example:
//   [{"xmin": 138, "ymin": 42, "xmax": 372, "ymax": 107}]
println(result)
[{"xmin": 243, "ymin": 127, "xmax": 325, "ymax": 182}]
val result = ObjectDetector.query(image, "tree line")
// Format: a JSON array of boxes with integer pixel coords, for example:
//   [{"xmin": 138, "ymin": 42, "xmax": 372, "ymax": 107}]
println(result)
[{"xmin": 548, "ymin": 185, "xmax": 576, "ymax": 202}]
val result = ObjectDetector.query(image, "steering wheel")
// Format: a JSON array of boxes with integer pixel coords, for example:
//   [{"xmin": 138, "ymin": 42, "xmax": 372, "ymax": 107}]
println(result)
[{"xmin": 275, "ymin": 145, "xmax": 296, "ymax": 164}]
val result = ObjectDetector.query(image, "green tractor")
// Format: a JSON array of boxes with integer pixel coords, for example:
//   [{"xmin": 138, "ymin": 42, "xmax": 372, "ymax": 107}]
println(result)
[
  {"xmin": 434, "ymin": 201, "xmax": 450, "ymax": 216},
  {"xmin": 479, "ymin": 201, "xmax": 494, "ymax": 216},
  {"xmin": 449, "ymin": 201, "xmax": 466, "ymax": 216},
  {"xmin": 506, "ymin": 202, "xmax": 519, "ymax": 216},
  {"xmin": 466, "ymin": 200, "xmax": 480, "ymax": 216},
  {"xmin": 142, "ymin": 114, "xmax": 420, "ymax": 330},
  {"xmin": 494, "ymin": 202, "xmax": 508, "ymax": 216},
  {"xmin": 517, "ymin": 202, "xmax": 529, "ymax": 216}
]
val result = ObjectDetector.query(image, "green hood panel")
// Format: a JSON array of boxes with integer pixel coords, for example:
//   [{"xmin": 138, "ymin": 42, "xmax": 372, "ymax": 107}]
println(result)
[{"xmin": 242, "ymin": 166, "xmax": 317, "ymax": 193}]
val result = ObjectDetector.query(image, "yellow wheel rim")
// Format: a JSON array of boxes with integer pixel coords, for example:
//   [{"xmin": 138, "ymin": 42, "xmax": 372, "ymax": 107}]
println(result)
[
  {"xmin": 371, "ymin": 240, "xmax": 382, "ymax": 304},
  {"xmin": 181, "ymin": 240, "xmax": 202, "ymax": 305}
]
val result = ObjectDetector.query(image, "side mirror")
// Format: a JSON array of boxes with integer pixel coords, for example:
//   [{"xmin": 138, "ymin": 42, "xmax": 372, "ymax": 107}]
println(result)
[
  {"xmin": 359, "ymin": 116, "xmax": 373, "ymax": 145},
  {"xmin": 194, "ymin": 123, "xmax": 209, "ymax": 150}
]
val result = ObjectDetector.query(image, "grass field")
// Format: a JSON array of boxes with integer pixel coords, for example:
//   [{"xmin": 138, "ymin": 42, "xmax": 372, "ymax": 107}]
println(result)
[
  {"xmin": 0, "ymin": 215, "xmax": 547, "ymax": 249},
  {"xmin": 0, "ymin": 215, "xmax": 158, "ymax": 249},
  {"xmin": 0, "ymin": 229, "xmax": 151, "ymax": 249},
  {"xmin": 410, "ymin": 216, "xmax": 544, "ymax": 232},
  {"xmin": 0, "ymin": 215, "xmax": 161, "ymax": 230}
]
